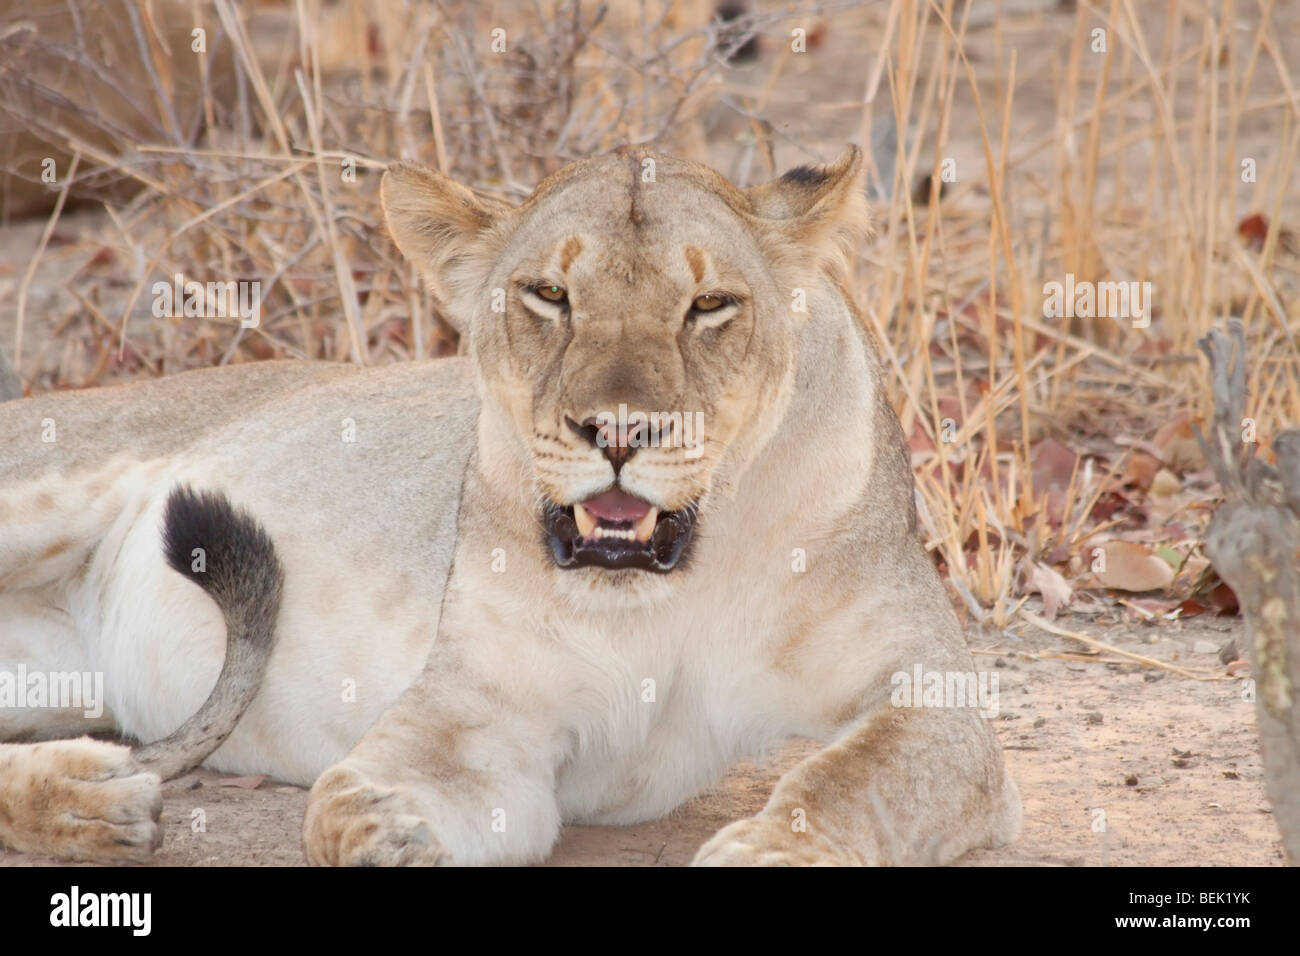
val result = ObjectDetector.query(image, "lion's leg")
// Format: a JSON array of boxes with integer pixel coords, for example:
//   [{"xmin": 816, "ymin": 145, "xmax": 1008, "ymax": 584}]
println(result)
[
  {"xmin": 0, "ymin": 465, "xmax": 140, "ymax": 742},
  {"xmin": 0, "ymin": 594, "xmax": 161, "ymax": 862},
  {"xmin": 0, "ymin": 498, "xmax": 159, "ymax": 863},
  {"xmin": 0, "ymin": 591, "xmax": 117, "ymax": 742},
  {"xmin": 303, "ymin": 644, "xmax": 565, "ymax": 866},
  {"xmin": 693, "ymin": 705, "xmax": 1021, "ymax": 866}
]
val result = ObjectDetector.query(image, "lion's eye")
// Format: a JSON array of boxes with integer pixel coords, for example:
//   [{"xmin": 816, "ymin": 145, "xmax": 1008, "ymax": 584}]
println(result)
[
  {"xmin": 535, "ymin": 285, "xmax": 567, "ymax": 303},
  {"xmin": 692, "ymin": 294, "xmax": 725, "ymax": 312}
]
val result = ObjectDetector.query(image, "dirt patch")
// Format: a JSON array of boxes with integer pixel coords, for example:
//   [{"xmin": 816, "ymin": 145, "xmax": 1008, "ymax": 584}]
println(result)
[{"xmin": 1, "ymin": 611, "xmax": 1279, "ymax": 867}]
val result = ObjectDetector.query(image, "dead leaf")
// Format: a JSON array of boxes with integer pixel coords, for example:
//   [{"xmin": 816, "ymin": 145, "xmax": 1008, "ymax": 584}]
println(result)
[
  {"xmin": 1176, "ymin": 552, "xmax": 1210, "ymax": 587},
  {"xmin": 1043, "ymin": 542, "xmax": 1071, "ymax": 565},
  {"xmin": 1207, "ymin": 581, "xmax": 1240, "ymax": 615},
  {"xmin": 218, "ymin": 774, "xmax": 267, "ymax": 790},
  {"xmin": 86, "ymin": 247, "xmax": 117, "ymax": 269},
  {"xmin": 1153, "ymin": 545, "xmax": 1185, "ymax": 573},
  {"xmin": 1123, "ymin": 451, "xmax": 1161, "ymax": 490},
  {"xmin": 1153, "ymin": 414, "xmax": 1206, "ymax": 474},
  {"xmin": 1031, "ymin": 438, "xmax": 1079, "ymax": 493},
  {"xmin": 1094, "ymin": 540, "xmax": 1176, "ymax": 592},
  {"xmin": 1150, "ymin": 468, "xmax": 1181, "ymax": 497},
  {"xmin": 1237, "ymin": 212, "xmax": 1268, "ymax": 251},
  {"xmin": 1088, "ymin": 489, "xmax": 1132, "ymax": 522},
  {"xmin": 1023, "ymin": 560, "xmax": 1073, "ymax": 619}
]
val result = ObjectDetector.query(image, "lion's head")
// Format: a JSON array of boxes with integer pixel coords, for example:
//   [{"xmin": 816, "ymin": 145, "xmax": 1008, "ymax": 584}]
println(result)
[{"xmin": 382, "ymin": 146, "xmax": 867, "ymax": 582}]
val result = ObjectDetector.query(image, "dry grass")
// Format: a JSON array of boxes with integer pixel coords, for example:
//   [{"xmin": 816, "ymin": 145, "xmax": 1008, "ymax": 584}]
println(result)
[
  {"xmin": 1, "ymin": 0, "xmax": 1298, "ymax": 624},
  {"xmin": 855, "ymin": 0, "xmax": 1300, "ymax": 628}
]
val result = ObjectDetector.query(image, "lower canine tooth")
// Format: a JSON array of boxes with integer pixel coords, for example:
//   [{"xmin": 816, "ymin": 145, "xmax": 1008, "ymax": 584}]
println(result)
[
  {"xmin": 634, "ymin": 507, "xmax": 659, "ymax": 542},
  {"xmin": 574, "ymin": 503, "xmax": 596, "ymax": 538}
]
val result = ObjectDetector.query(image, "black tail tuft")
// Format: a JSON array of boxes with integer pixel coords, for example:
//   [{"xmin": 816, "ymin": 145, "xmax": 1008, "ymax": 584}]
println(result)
[
  {"xmin": 162, "ymin": 485, "xmax": 282, "ymax": 649},
  {"xmin": 135, "ymin": 485, "xmax": 284, "ymax": 780}
]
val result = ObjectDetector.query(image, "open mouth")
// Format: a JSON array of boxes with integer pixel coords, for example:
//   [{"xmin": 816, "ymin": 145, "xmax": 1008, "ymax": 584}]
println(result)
[{"xmin": 543, "ymin": 489, "xmax": 696, "ymax": 572}]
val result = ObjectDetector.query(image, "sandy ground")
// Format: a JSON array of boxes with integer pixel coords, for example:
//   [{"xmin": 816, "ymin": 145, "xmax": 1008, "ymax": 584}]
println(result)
[{"xmin": 1, "ymin": 609, "xmax": 1281, "ymax": 867}]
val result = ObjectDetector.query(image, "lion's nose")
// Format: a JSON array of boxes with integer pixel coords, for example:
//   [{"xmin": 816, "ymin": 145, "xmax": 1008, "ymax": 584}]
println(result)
[{"xmin": 566, "ymin": 415, "xmax": 645, "ymax": 476}]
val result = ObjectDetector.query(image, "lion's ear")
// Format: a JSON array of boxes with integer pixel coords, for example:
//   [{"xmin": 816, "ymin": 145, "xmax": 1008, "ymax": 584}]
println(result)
[
  {"xmin": 381, "ymin": 161, "xmax": 510, "ymax": 328},
  {"xmin": 744, "ymin": 146, "xmax": 869, "ymax": 276}
]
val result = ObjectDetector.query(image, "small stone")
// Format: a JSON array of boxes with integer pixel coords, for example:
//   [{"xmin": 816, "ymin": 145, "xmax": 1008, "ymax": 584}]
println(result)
[
  {"xmin": 1084, "ymin": 711, "xmax": 1104, "ymax": 725},
  {"xmin": 1218, "ymin": 640, "xmax": 1239, "ymax": 665},
  {"xmin": 1033, "ymin": 716, "xmax": 1047, "ymax": 729},
  {"xmin": 1124, "ymin": 774, "xmax": 1139, "ymax": 786},
  {"xmin": 1193, "ymin": 639, "xmax": 1220, "ymax": 655},
  {"xmin": 1144, "ymin": 670, "xmax": 1166, "ymax": 683}
]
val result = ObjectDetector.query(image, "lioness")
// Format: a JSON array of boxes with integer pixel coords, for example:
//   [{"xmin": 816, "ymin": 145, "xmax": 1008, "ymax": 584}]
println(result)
[{"xmin": 0, "ymin": 145, "xmax": 1020, "ymax": 865}]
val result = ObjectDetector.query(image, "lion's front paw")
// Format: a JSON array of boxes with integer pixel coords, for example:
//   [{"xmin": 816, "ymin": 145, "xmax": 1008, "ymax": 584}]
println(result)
[
  {"xmin": 304, "ymin": 765, "xmax": 448, "ymax": 866},
  {"xmin": 1, "ymin": 738, "xmax": 163, "ymax": 864},
  {"xmin": 692, "ymin": 816, "xmax": 860, "ymax": 867}
]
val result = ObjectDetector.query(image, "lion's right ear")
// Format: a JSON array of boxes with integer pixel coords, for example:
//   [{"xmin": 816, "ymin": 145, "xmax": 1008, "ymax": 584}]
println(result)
[{"xmin": 381, "ymin": 161, "xmax": 511, "ymax": 328}]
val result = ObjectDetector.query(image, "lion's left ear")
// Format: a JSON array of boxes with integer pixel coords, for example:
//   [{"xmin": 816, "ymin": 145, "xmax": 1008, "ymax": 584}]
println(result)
[{"xmin": 743, "ymin": 146, "xmax": 869, "ymax": 275}]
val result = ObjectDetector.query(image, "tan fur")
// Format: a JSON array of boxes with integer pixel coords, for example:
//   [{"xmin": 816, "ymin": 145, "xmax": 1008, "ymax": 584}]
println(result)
[
  {"xmin": 1, "ymin": 145, "xmax": 1019, "ymax": 866},
  {"xmin": 0, "ymin": 738, "xmax": 161, "ymax": 863}
]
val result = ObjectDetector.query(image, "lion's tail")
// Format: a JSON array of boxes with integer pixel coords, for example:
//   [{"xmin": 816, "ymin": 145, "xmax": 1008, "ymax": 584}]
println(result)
[{"xmin": 132, "ymin": 485, "xmax": 284, "ymax": 780}]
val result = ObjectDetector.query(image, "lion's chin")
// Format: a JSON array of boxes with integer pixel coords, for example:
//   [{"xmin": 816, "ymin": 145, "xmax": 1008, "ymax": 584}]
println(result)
[{"xmin": 542, "ymin": 489, "xmax": 696, "ymax": 573}]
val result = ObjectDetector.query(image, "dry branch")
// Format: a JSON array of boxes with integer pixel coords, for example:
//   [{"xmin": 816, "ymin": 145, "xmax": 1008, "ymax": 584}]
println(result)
[{"xmin": 1198, "ymin": 319, "xmax": 1300, "ymax": 864}]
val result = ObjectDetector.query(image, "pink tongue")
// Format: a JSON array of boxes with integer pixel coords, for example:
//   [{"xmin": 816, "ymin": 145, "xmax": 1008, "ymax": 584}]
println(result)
[{"xmin": 581, "ymin": 489, "xmax": 652, "ymax": 522}]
